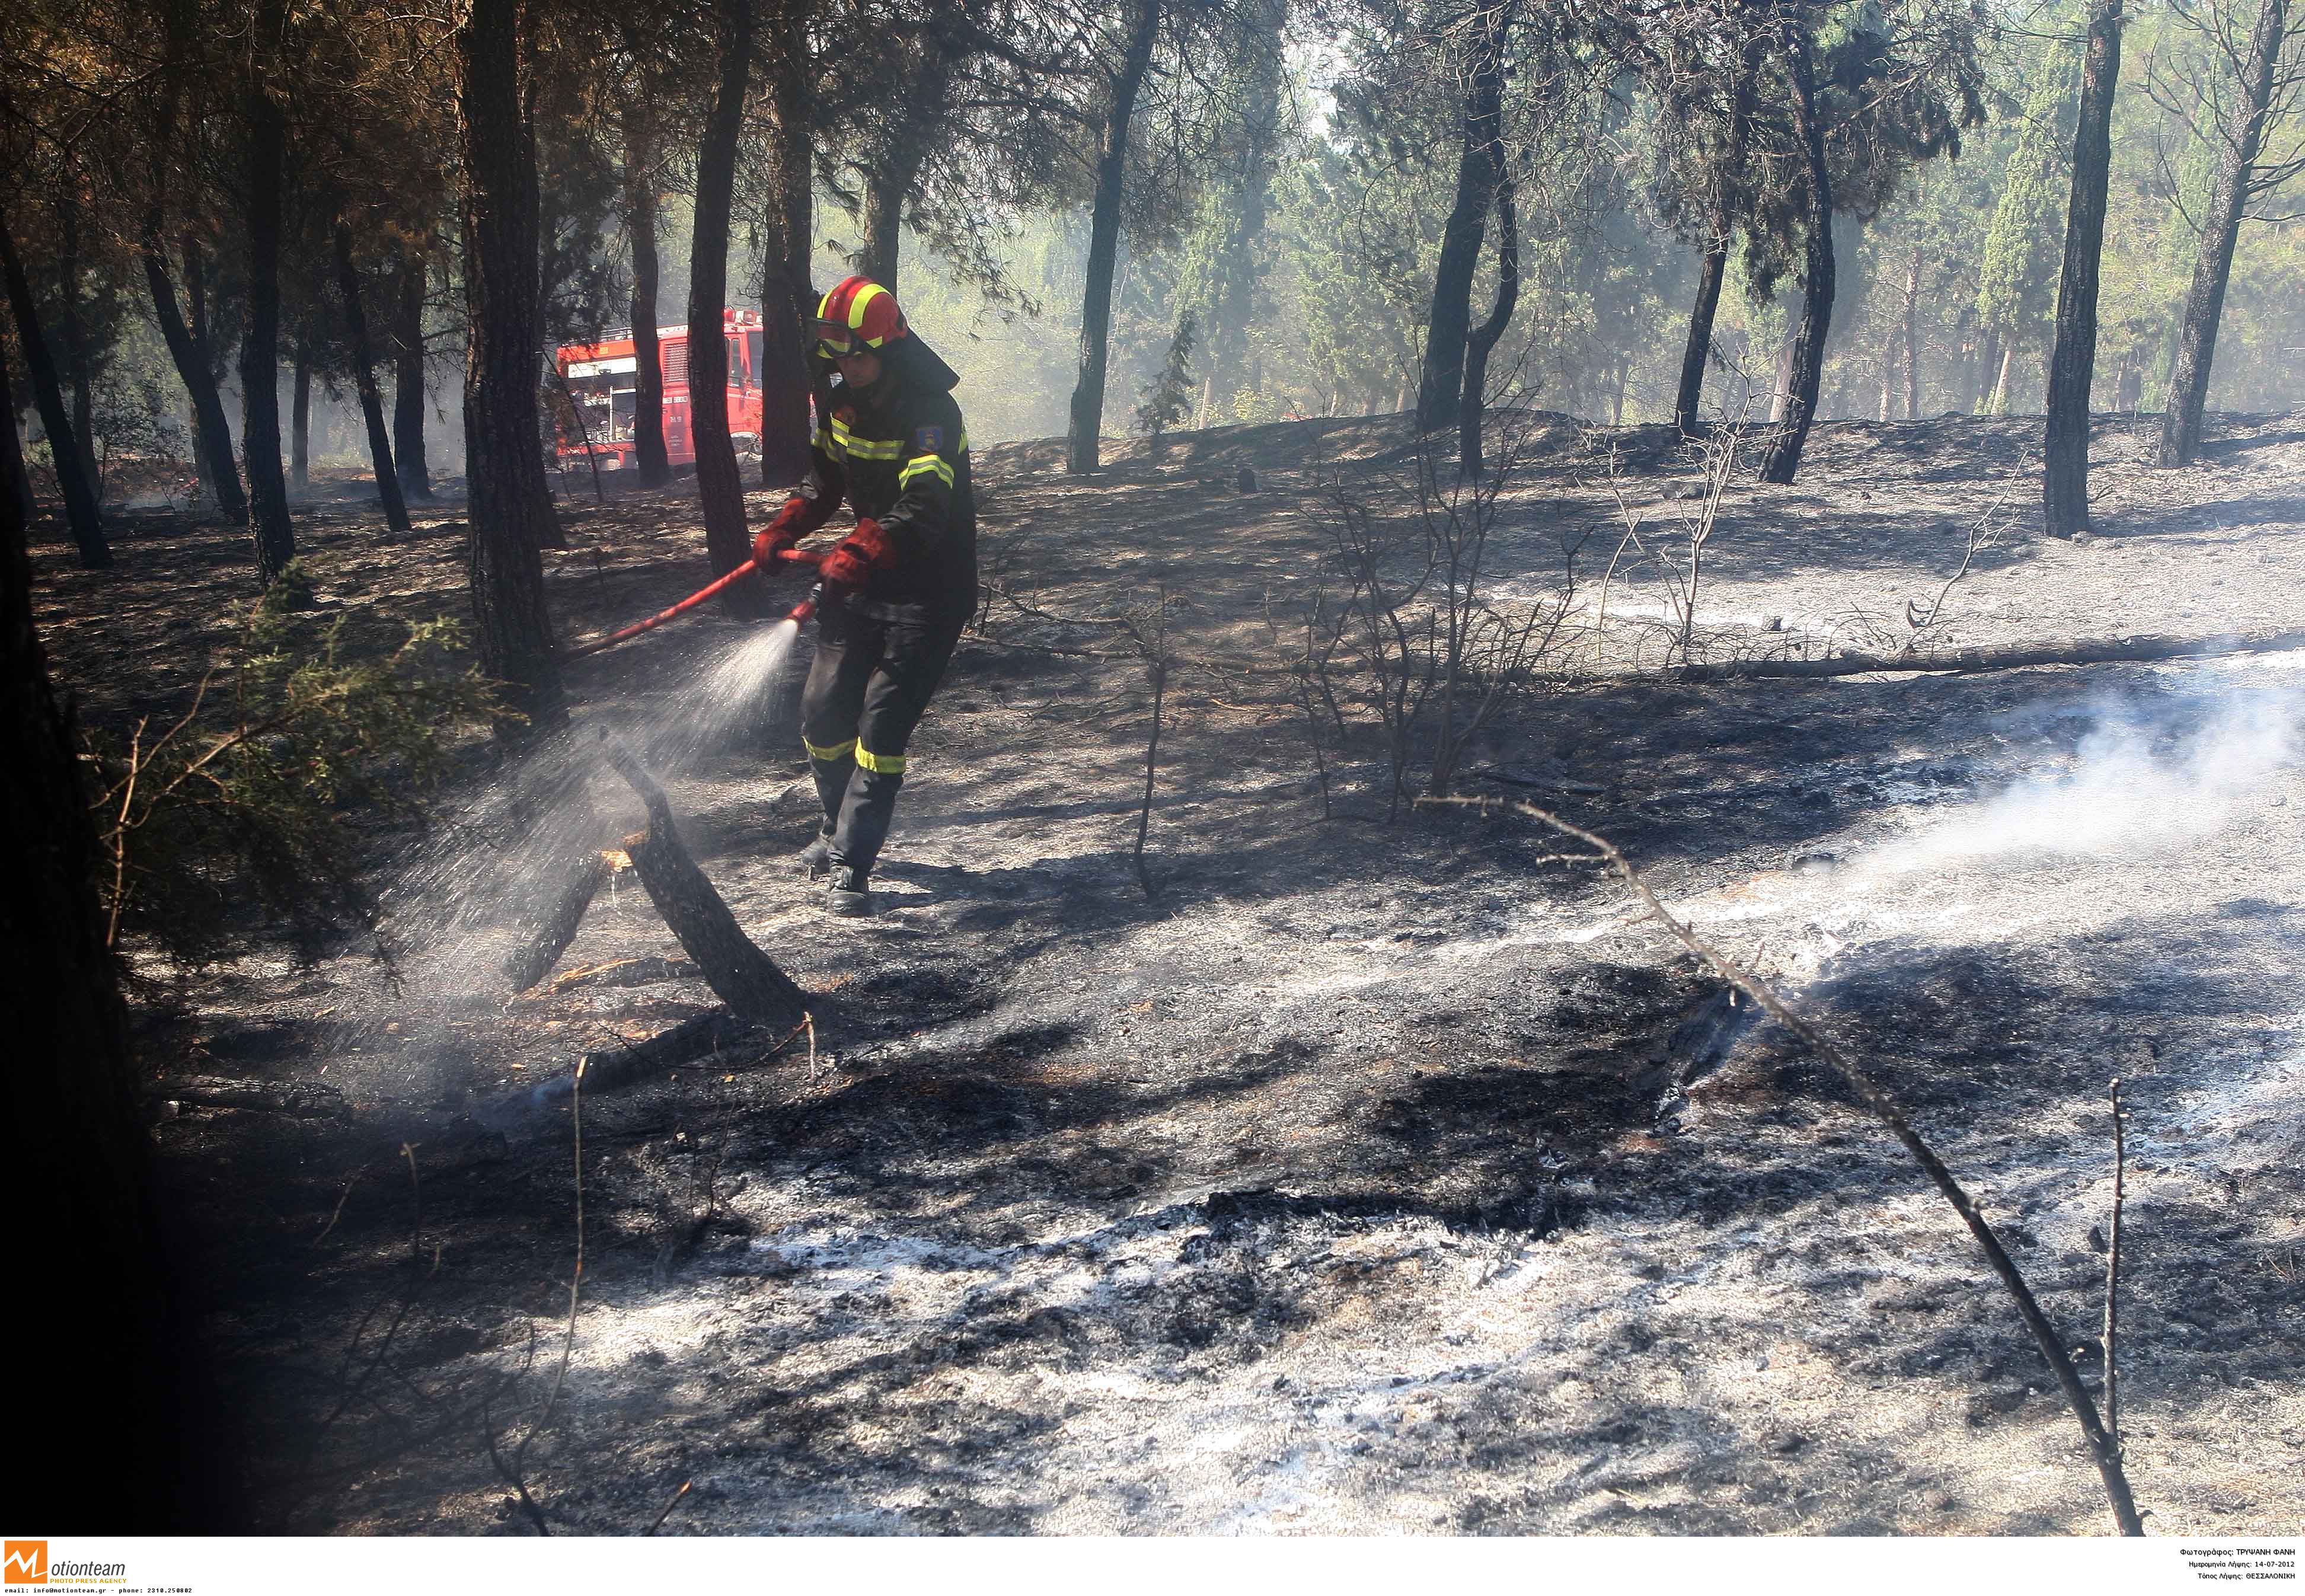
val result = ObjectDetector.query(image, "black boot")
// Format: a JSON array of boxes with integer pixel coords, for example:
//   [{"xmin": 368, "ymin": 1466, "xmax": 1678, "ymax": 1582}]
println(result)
[
  {"xmin": 802, "ymin": 754, "xmax": 852, "ymax": 878},
  {"xmin": 823, "ymin": 864, "xmax": 872, "ymax": 917},
  {"xmin": 794, "ymin": 829, "xmax": 834, "ymax": 878}
]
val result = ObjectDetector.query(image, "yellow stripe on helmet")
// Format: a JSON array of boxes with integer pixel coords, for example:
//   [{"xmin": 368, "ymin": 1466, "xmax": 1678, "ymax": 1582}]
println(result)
[{"xmin": 847, "ymin": 281, "xmax": 889, "ymax": 339}]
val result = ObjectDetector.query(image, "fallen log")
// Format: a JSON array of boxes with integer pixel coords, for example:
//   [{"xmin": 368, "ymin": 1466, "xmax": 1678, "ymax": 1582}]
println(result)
[
  {"xmin": 1674, "ymin": 626, "xmax": 2305, "ymax": 683},
  {"xmin": 469, "ymin": 1010, "xmax": 762, "ymax": 1129},
  {"xmin": 601, "ymin": 734, "xmax": 808, "ymax": 1025},
  {"xmin": 501, "ymin": 849, "xmax": 610, "ymax": 994}
]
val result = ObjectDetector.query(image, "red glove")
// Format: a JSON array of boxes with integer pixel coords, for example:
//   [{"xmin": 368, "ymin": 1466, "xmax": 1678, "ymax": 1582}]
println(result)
[
  {"xmin": 818, "ymin": 516, "xmax": 895, "ymax": 588},
  {"xmin": 751, "ymin": 497, "xmax": 811, "ymax": 568}
]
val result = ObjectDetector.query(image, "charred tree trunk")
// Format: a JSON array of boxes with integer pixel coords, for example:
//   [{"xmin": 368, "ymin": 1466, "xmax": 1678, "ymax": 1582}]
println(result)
[
  {"xmin": 391, "ymin": 246, "xmax": 432, "ymax": 501},
  {"xmin": 1902, "ymin": 247, "xmax": 1924, "ymax": 418},
  {"xmin": 687, "ymin": 0, "xmax": 758, "ymax": 609},
  {"xmin": 0, "ymin": 215, "xmax": 109, "ymax": 566},
  {"xmin": 2157, "ymin": 0, "xmax": 2286, "ymax": 468},
  {"xmin": 57, "ymin": 203, "xmax": 100, "ymax": 493},
  {"xmin": 241, "ymin": 5, "xmax": 295, "ymax": 585},
  {"xmin": 289, "ymin": 346, "xmax": 310, "ymax": 491},
  {"xmin": 331, "ymin": 221, "xmax": 410, "ymax": 535},
  {"xmin": 622, "ymin": 114, "xmax": 671, "ymax": 488},
  {"xmin": 1676, "ymin": 239, "xmax": 1730, "ymax": 433},
  {"xmin": 758, "ymin": 42, "xmax": 817, "ymax": 490},
  {"xmin": 1067, "ymin": 0, "xmax": 1163, "ymax": 475},
  {"xmin": 604, "ymin": 739, "xmax": 807, "ymax": 1023},
  {"xmin": 1415, "ymin": 1, "xmax": 1511, "ymax": 438},
  {"xmin": 1758, "ymin": 10, "xmax": 1835, "ymax": 484},
  {"xmin": 1972, "ymin": 325, "xmax": 2003, "ymax": 412},
  {"xmin": 1460, "ymin": 159, "xmax": 1519, "ymax": 478},
  {"xmin": 142, "ymin": 244, "xmax": 247, "ymax": 524},
  {"xmin": 458, "ymin": 0, "xmax": 565, "ymax": 735},
  {"xmin": 1, "ymin": 324, "xmax": 196, "ymax": 1531},
  {"xmin": 2044, "ymin": 0, "xmax": 2124, "ymax": 537}
]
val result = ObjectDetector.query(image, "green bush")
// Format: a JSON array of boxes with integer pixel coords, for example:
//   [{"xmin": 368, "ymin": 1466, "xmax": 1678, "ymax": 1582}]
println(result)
[{"xmin": 87, "ymin": 588, "xmax": 505, "ymax": 963}]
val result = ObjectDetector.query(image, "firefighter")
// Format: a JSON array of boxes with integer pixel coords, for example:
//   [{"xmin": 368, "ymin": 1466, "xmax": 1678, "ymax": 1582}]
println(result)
[{"xmin": 751, "ymin": 275, "xmax": 976, "ymax": 917}]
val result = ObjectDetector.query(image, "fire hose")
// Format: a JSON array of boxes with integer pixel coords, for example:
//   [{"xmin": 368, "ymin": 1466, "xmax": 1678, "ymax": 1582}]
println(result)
[{"xmin": 567, "ymin": 545, "xmax": 825, "ymax": 657}]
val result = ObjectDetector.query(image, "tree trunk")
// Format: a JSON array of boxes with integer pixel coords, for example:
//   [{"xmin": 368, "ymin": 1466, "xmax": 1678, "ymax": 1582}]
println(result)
[
  {"xmin": 1067, "ymin": 0, "xmax": 1163, "ymax": 475},
  {"xmin": 142, "ymin": 245, "xmax": 248, "ymax": 524},
  {"xmin": 1206, "ymin": 2, "xmax": 1286, "ymax": 418},
  {"xmin": 0, "ymin": 216, "xmax": 110, "ymax": 566},
  {"xmin": 1460, "ymin": 157, "xmax": 1519, "ymax": 477},
  {"xmin": 1, "ymin": 322, "xmax": 196, "ymax": 1531},
  {"xmin": 392, "ymin": 245, "xmax": 432, "ymax": 500},
  {"xmin": 1759, "ymin": 10, "xmax": 1835, "ymax": 484},
  {"xmin": 758, "ymin": 42, "xmax": 816, "ymax": 490},
  {"xmin": 290, "ymin": 347, "xmax": 310, "ymax": 491},
  {"xmin": 1902, "ymin": 247, "xmax": 1924, "ymax": 417},
  {"xmin": 2044, "ymin": 0, "xmax": 2124, "ymax": 537},
  {"xmin": 1972, "ymin": 327, "xmax": 2000, "ymax": 412},
  {"xmin": 1415, "ymin": 0, "xmax": 1511, "ymax": 437},
  {"xmin": 332, "ymin": 221, "xmax": 411, "ymax": 535},
  {"xmin": 622, "ymin": 115, "xmax": 671, "ymax": 487},
  {"xmin": 458, "ymin": 0, "xmax": 565, "ymax": 735},
  {"xmin": 2157, "ymin": 0, "xmax": 2285, "ymax": 467},
  {"xmin": 241, "ymin": 3, "xmax": 295, "ymax": 585},
  {"xmin": 687, "ymin": 0, "xmax": 758, "ymax": 609},
  {"xmin": 1676, "ymin": 238, "xmax": 1729, "ymax": 433},
  {"xmin": 57, "ymin": 203, "xmax": 100, "ymax": 493}
]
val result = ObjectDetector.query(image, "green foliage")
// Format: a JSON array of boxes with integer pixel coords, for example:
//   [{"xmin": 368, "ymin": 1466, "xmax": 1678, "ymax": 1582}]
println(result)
[
  {"xmin": 85, "ymin": 599, "xmax": 503, "ymax": 964},
  {"xmin": 1134, "ymin": 313, "xmax": 1198, "ymax": 438}
]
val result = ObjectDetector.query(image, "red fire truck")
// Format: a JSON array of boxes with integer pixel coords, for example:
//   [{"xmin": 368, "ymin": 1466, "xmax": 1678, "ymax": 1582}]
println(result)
[{"xmin": 553, "ymin": 307, "xmax": 767, "ymax": 472}]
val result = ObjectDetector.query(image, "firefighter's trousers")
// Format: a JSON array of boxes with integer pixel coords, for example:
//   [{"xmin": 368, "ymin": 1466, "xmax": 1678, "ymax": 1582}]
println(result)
[{"xmin": 799, "ymin": 602, "xmax": 963, "ymax": 879}]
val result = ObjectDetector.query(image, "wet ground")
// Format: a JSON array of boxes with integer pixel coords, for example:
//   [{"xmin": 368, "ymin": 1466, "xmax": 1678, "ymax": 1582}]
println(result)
[{"xmin": 33, "ymin": 411, "xmax": 2305, "ymax": 1535}]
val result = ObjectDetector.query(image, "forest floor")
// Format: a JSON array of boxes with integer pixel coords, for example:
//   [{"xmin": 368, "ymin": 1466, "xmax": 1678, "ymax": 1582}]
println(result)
[{"xmin": 31, "ymin": 408, "xmax": 2305, "ymax": 1537}]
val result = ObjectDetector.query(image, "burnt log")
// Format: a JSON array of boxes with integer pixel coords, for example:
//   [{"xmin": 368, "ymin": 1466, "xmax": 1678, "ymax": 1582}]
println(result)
[
  {"xmin": 500, "ymin": 849, "xmax": 609, "ymax": 994},
  {"xmin": 602, "ymin": 736, "xmax": 807, "ymax": 1024},
  {"xmin": 1674, "ymin": 627, "xmax": 2305, "ymax": 683}
]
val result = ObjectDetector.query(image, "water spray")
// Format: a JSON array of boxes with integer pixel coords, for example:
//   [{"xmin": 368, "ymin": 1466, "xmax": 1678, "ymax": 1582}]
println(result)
[{"xmin": 568, "ymin": 546, "xmax": 823, "ymax": 657}]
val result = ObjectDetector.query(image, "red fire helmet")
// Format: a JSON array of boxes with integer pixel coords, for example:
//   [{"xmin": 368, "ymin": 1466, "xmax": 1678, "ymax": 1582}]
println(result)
[{"xmin": 814, "ymin": 276, "xmax": 908, "ymax": 359}]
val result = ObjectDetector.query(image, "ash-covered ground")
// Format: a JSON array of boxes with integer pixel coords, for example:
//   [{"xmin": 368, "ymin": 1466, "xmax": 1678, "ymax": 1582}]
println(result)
[{"xmin": 39, "ymin": 411, "xmax": 2305, "ymax": 1536}]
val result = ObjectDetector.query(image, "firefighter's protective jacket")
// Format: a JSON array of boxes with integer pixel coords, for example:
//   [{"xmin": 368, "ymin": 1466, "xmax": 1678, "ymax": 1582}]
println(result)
[{"xmin": 788, "ymin": 343, "xmax": 977, "ymax": 625}]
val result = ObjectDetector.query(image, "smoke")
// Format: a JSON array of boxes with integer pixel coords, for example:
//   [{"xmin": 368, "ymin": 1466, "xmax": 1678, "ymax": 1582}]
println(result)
[{"xmin": 1866, "ymin": 673, "xmax": 2303, "ymax": 873}]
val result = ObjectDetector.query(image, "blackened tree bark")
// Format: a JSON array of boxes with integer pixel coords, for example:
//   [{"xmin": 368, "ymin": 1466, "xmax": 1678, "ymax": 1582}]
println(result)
[
  {"xmin": 459, "ymin": 0, "xmax": 565, "ymax": 733},
  {"xmin": 56, "ymin": 202, "xmax": 100, "ymax": 491},
  {"xmin": 1459, "ymin": 159, "xmax": 1519, "ymax": 477},
  {"xmin": 391, "ymin": 245, "xmax": 432, "ymax": 500},
  {"xmin": 142, "ymin": 246, "xmax": 247, "ymax": 524},
  {"xmin": 0, "ymin": 215, "xmax": 109, "ymax": 566},
  {"xmin": 1415, "ymin": 1, "xmax": 1511, "ymax": 438},
  {"xmin": 2045, "ymin": 0, "xmax": 2124, "ymax": 537},
  {"xmin": 1067, "ymin": 0, "xmax": 1163, "ymax": 475},
  {"xmin": 290, "ymin": 346, "xmax": 310, "ymax": 491},
  {"xmin": 1758, "ymin": 9, "xmax": 1837, "ymax": 484},
  {"xmin": 1, "ymin": 327, "xmax": 194, "ymax": 1532},
  {"xmin": 758, "ymin": 37, "xmax": 817, "ymax": 490},
  {"xmin": 688, "ymin": 0, "xmax": 758, "ymax": 609},
  {"xmin": 621, "ymin": 111, "xmax": 671, "ymax": 487},
  {"xmin": 332, "ymin": 221, "xmax": 410, "ymax": 534},
  {"xmin": 2157, "ymin": 0, "xmax": 2288, "ymax": 467},
  {"xmin": 241, "ymin": 0, "xmax": 296, "ymax": 585},
  {"xmin": 1675, "ymin": 241, "xmax": 1730, "ymax": 433}
]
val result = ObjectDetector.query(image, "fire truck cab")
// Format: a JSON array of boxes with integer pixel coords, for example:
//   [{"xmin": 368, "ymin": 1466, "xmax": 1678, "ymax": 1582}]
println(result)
[{"xmin": 553, "ymin": 307, "xmax": 767, "ymax": 472}]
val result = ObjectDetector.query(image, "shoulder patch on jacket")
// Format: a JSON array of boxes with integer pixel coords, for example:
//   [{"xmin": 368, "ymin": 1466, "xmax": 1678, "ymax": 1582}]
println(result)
[{"xmin": 913, "ymin": 424, "xmax": 943, "ymax": 455}]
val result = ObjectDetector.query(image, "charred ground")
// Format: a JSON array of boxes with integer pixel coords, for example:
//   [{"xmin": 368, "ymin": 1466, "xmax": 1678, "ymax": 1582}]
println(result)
[{"xmin": 33, "ymin": 410, "xmax": 2305, "ymax": 1535}]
